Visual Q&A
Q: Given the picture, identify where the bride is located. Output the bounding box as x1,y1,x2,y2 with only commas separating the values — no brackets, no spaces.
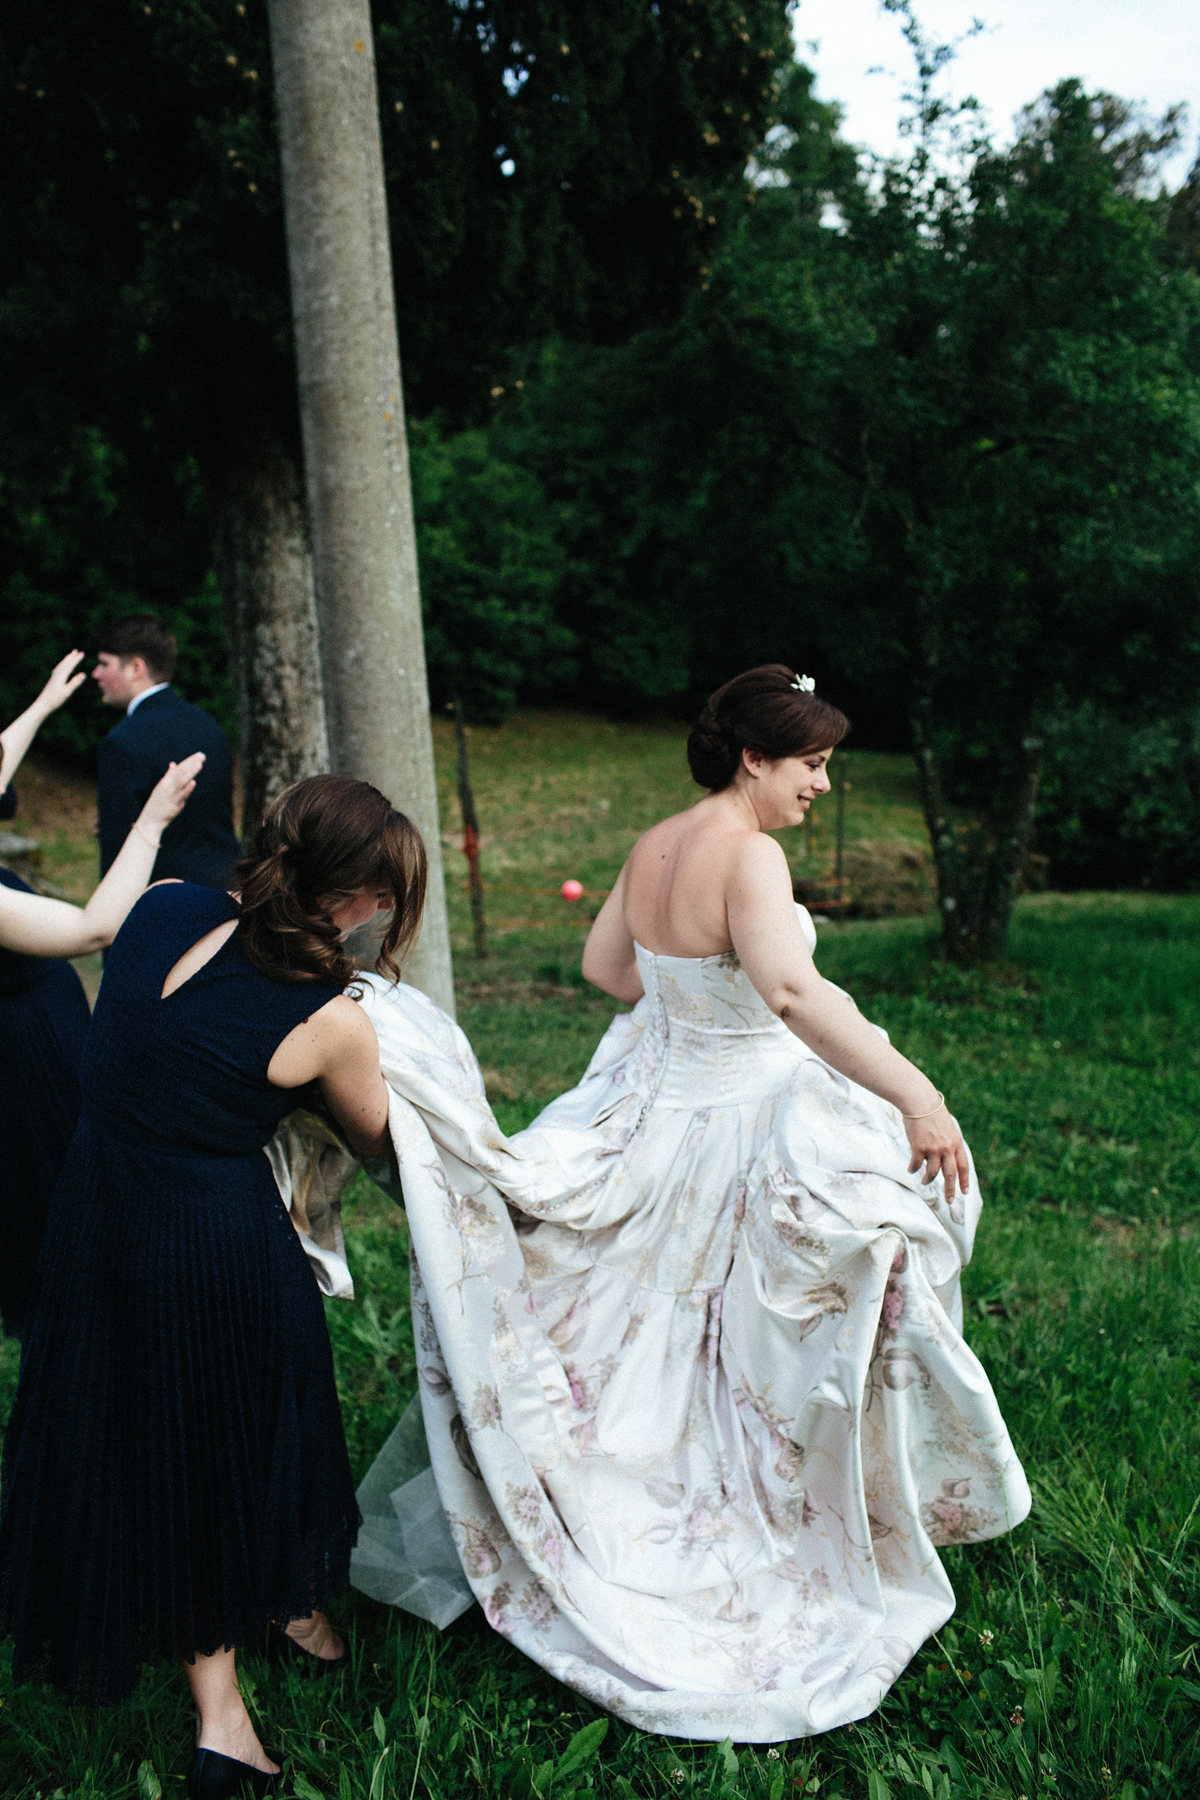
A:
311,664,1029,1741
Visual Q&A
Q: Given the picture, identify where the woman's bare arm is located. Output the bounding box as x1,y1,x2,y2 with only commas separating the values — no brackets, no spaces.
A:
0,754,205,958
581,864,644,1002
0,651,88,799
267,996,391,1159
728,835,969,1197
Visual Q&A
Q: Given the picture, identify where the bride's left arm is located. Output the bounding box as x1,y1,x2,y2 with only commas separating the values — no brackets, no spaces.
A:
582,864,645,1002
730,836,969,1197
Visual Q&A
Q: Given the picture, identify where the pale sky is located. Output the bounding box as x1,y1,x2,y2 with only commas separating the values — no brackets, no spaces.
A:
793,0,1200,189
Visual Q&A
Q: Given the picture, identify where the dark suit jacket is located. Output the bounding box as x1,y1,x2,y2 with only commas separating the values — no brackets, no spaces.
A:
97,688,241,888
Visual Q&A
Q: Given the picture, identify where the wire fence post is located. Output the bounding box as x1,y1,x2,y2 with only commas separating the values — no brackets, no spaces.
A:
453,699,487,960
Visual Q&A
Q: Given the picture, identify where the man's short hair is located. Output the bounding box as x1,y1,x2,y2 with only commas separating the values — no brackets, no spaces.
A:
97,614,177,683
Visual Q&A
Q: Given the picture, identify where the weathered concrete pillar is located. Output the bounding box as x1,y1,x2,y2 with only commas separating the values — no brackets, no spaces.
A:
266,0,454,1013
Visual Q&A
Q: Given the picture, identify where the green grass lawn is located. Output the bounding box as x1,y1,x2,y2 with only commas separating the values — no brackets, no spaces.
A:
1,721,1198,1799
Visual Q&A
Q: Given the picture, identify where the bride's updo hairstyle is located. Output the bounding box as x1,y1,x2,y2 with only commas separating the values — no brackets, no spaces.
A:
235,774,427,988
687,664,850,791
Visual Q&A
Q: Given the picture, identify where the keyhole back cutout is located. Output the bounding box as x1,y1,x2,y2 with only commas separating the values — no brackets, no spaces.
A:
160,919,239,1000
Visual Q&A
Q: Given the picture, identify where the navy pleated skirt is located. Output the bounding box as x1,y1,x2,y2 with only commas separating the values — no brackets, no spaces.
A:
0,960,91,1338
0,1116,359,1704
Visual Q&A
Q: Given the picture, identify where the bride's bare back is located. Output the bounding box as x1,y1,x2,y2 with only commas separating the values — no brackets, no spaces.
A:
582,725,969,1197
585,745,831,993
621,801,762,959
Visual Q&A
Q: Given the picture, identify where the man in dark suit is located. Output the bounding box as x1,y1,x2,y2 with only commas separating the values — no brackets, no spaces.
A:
93,615,241,888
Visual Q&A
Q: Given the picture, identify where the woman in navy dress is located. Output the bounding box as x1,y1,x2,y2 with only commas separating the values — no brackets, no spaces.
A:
0,774,427,1800
0,650,206,1336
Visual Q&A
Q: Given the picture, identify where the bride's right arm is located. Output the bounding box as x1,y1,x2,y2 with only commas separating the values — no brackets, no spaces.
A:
729,835,969,1197
581,864,645,1002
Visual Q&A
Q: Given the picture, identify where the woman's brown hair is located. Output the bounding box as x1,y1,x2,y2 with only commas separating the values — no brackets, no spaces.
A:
235,775,427,988
686,664,850,791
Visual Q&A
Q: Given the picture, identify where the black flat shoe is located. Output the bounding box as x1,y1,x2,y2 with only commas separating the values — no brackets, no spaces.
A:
186,1747,281,1799
269,1621,350,1675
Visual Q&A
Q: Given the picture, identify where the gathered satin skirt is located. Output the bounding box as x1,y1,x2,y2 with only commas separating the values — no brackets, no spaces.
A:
333,960,1030,1742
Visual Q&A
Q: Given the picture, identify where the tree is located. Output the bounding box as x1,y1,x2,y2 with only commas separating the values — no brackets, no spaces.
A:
498,63,1200,956
811,80,1200,958
487,62,862,713
267,0,453,1009
0,0,792,796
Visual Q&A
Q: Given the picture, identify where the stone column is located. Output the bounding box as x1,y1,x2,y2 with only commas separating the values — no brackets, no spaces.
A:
267,0,454,1013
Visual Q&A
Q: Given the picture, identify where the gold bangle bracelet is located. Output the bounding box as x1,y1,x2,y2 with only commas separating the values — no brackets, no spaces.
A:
902,1091,945,1120
133,821,162,851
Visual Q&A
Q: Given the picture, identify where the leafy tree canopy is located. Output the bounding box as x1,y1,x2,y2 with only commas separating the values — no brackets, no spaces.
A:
0,0,791,748
488,64,1200,947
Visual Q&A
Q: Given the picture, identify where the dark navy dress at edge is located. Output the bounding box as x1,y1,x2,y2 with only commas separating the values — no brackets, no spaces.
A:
0,882,360,1704
0,788,92,1339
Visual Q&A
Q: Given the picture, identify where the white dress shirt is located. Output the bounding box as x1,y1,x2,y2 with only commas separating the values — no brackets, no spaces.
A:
126,682,171,716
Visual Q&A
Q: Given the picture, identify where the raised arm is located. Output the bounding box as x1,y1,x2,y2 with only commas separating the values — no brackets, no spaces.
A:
728,835,969,1198
0,754,205,959
0,650,88,800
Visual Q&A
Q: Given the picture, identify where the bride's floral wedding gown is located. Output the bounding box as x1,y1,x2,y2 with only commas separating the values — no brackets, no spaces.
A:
329,907,1029,1740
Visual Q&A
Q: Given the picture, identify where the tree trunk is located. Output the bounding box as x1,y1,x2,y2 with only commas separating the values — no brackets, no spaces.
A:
976,730,1045,960
204,409,330,839
911,691,1045,964
909,690,966,962
266,0,454,1015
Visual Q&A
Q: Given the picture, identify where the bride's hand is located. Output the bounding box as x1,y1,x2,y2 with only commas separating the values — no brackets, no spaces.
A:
139,753,206,836
905,1106,969,1200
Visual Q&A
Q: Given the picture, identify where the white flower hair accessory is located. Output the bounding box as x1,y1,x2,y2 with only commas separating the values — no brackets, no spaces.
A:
791,673,816,693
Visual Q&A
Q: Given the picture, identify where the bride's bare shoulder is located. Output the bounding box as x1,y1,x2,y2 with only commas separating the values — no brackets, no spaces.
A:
627,803,775,883
631,795,739,851
628,810,694,857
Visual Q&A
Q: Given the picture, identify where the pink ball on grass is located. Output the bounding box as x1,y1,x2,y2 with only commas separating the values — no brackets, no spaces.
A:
561,879,584,901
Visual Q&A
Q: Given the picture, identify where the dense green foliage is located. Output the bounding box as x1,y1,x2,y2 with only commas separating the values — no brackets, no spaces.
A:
410,421,575,720
477,66,1200,939
0,0,789,751
4,3,1199,923
1036,703,1200,891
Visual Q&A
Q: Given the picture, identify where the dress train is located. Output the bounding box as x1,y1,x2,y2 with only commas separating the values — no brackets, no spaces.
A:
298,911,1029,1740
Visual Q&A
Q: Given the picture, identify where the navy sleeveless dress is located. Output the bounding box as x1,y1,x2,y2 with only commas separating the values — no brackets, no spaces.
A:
0,862,92,1338
0,882,361,1704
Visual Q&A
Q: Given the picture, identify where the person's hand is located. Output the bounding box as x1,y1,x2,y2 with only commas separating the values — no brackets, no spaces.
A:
905,1104,969,1201
139,753,206,837
34,649,87,717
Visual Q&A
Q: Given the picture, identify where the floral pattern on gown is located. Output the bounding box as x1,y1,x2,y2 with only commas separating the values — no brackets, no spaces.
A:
345,907,1030,1740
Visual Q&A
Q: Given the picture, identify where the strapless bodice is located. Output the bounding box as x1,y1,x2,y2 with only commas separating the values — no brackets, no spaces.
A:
630,904,820,1108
